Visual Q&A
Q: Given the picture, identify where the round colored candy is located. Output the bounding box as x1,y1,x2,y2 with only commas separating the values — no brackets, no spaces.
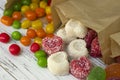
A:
87,66,106,80
105,63,120,80
32,20,43,30
0,33,10,43
3,8,13,17
9,44,21,56
20,36,31,46
30,43,40,53
45,23,54,34
12,20,21,29
34,50,47,59
21,5,30,14
34,37,42,45
11,31,22,40
21,19,31,29
21,0,31,6
26,29,37,39
37,57,47,68
12,11,22,20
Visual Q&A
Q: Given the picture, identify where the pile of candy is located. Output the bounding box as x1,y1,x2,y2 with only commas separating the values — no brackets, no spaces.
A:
0,0,53,64
0,0,120,80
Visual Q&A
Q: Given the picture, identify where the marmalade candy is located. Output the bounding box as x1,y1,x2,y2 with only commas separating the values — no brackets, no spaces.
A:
105,63,120,80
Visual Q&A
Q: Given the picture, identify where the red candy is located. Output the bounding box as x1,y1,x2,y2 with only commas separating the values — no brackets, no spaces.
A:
30,43,40,53
42,36,63,55
0,33,10,43
70,56,91,80
90,37,102,58
9,44,21,56
85,29,97,49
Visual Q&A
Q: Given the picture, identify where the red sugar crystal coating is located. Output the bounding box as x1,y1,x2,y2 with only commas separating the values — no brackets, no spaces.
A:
85,29,97,49
70,56,91,80
42,36,63,55
90,37,102,58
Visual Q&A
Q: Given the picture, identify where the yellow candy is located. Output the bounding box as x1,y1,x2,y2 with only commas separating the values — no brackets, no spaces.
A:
21,5,30,14
34,37,42,45
39,1,47,9
45,6,51,14
21,19,31,29
30,3,39,11
45,23,54,34
32,0,40,3
32,19,43,30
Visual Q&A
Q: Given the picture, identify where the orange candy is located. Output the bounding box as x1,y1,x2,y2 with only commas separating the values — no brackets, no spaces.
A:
105,63,120,79
1,16,13,26
46,33,54,38
25,10,37,21
26,29,37,38
20,36,31,46
35,8,45,17
36,28,46,38
46,13,52,23
12,11,22,20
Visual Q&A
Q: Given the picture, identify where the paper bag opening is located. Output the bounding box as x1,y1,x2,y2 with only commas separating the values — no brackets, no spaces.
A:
51,0,120,64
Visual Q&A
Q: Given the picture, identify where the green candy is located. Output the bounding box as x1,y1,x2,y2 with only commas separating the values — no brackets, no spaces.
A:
13,2,22,11
37,57,47,68
3,8,13,17
11,31,22,40
12,20,21,29
87,66,106,80
21,0,31,6
34,50,47,59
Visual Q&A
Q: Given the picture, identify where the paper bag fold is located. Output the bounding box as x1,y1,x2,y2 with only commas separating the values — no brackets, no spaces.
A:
110,32,120,58
51,0,120,64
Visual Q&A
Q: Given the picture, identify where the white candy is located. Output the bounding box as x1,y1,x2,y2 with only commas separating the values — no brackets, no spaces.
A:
67,39,88,59
47,51,69,76
65,19,87,38
56,28,76,43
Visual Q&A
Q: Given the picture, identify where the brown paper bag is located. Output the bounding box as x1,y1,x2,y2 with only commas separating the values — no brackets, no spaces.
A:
110,32,120,58
51,0,120,64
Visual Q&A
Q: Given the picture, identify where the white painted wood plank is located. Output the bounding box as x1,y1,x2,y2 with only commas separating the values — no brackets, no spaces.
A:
0,0,6,9
0,66,16,80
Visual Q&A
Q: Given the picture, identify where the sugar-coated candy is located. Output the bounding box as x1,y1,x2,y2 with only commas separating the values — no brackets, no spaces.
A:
70,56,91,80
65,19,87,38
42,36,63,55
48,51,69,75
67,39,88,59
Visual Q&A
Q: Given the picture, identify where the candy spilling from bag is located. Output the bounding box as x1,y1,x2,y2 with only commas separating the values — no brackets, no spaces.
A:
1,0,120,80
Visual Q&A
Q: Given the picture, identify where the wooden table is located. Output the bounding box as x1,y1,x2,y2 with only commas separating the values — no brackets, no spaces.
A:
0,0,106,80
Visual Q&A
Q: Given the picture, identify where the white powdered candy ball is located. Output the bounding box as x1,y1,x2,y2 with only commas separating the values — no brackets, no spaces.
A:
47,51,69,76
67,39,88,59
65,19,87,38
65,19,76,37
56,28,76,43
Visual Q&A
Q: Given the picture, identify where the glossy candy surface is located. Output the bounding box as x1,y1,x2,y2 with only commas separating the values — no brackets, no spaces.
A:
30,43,40,52
9,44,21,56
11,31,22,40
0,33,10,43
